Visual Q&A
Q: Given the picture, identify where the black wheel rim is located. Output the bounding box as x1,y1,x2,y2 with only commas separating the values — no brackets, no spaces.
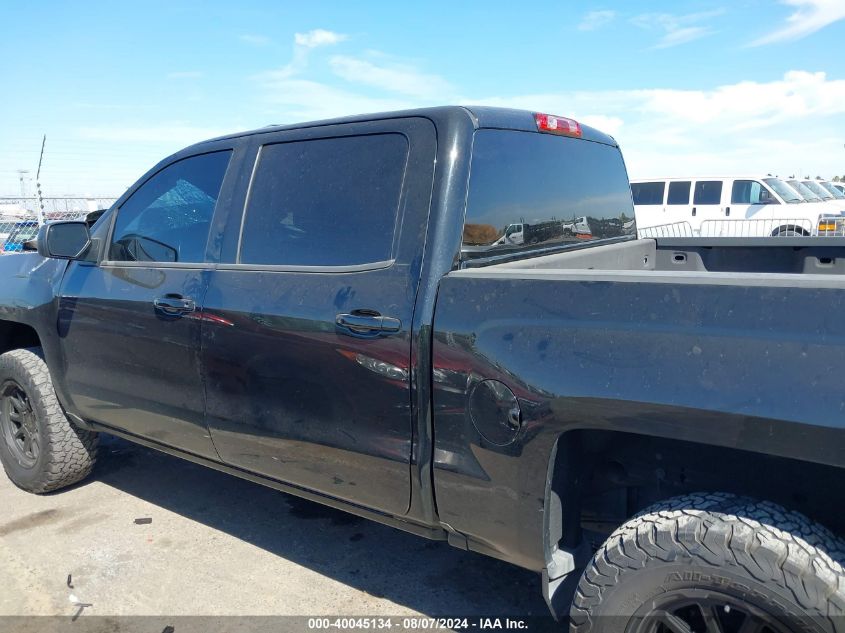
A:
627,588,800,633
0,380,40,468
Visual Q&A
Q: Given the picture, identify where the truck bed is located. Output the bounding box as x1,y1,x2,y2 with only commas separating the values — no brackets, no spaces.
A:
431,236,845,570
488,236,845,276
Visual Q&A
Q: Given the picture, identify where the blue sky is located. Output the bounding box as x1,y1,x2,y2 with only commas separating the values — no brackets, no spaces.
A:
1,0,844,196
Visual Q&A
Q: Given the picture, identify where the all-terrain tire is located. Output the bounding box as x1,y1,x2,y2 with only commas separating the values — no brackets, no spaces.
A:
0,347,98,493
570,492,845,633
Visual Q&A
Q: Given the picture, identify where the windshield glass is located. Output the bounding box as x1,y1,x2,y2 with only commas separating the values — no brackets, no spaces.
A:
462,129,634,260
763,178,802,204
819,182,845,200
787,180,822,202
803,180,834,200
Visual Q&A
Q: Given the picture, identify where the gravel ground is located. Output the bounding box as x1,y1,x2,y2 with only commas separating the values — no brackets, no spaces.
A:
0,434,554,629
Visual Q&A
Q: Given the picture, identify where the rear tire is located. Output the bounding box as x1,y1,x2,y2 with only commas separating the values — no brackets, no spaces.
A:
0,348,98,493
570,492,845,633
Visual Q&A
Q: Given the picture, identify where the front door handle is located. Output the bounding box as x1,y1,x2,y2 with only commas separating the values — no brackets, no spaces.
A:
154,295,196,315
336,312,401,335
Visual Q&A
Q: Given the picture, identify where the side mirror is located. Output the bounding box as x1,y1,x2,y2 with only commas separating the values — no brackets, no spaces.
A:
36,221,91,260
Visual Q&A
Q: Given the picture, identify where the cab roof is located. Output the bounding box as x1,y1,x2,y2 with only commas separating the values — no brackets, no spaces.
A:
187,105,618,150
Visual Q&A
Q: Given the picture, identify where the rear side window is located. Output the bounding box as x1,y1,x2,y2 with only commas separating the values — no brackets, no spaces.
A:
693,181,722,205
240,134,408,266
631,182,665,205
463,130,634,257
109,151,231,263
667,181,691,205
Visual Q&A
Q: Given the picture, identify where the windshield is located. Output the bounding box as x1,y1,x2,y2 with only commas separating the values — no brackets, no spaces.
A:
763,178,802,204
787,180,822,202
803,180,834,200
819,182,845,200
462,129,634,260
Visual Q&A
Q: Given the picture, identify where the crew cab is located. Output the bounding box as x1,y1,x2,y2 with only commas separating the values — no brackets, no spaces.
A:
1,107,844,629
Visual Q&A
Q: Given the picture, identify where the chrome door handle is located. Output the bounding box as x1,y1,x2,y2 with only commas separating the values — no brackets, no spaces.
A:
336,313,401,335
154,296,196,315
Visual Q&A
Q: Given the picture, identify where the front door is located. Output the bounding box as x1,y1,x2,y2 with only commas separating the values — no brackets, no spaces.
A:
201,119,436,515
728,179,783,236
57,150,233,458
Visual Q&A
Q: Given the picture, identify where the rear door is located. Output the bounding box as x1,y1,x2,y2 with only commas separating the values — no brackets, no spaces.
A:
692,179,725,236
200,118,436,514
57,147,237,457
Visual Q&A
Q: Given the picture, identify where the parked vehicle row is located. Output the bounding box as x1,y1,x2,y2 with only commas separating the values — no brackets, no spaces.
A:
632,175,845,237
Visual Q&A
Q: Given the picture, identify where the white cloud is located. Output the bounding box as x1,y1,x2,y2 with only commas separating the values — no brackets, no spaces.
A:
631,10,724,48
473,71,845,179
751,0,845,45
253,77,414,122
240,34,272,47
294,29,347,48
578,10,616,31
329,55,454,99
255,36,451,118
262,29,349,82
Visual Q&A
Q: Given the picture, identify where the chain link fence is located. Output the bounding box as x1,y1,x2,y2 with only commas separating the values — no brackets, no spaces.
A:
0,197,116,254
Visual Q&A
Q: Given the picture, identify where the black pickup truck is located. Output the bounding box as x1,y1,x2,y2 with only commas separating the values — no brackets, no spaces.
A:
1,106,844,630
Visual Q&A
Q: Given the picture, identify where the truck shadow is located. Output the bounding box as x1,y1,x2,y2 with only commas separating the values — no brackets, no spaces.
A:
91,435,555,623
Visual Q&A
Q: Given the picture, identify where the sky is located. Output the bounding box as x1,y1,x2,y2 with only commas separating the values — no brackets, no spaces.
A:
1,0,844,197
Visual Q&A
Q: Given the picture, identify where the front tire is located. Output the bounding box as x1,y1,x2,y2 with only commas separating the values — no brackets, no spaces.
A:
0,348,98,493
570,492,845,633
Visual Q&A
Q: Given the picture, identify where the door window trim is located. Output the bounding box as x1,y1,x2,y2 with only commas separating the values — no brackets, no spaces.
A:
232,130,411,273
100,148,235,269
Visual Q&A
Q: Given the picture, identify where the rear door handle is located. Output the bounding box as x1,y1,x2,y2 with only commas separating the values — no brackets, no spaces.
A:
154,295,196,315
336,313,401,335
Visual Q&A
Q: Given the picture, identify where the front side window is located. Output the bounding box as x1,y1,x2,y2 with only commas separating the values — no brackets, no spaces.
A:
240,134,408,267
631,182,665,205
731,180,776,205
693,181,722,205
667,181,691,205
109,151,231,263
462,130,634,258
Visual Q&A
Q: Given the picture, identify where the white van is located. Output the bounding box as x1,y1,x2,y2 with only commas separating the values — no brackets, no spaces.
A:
631,176,843,237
